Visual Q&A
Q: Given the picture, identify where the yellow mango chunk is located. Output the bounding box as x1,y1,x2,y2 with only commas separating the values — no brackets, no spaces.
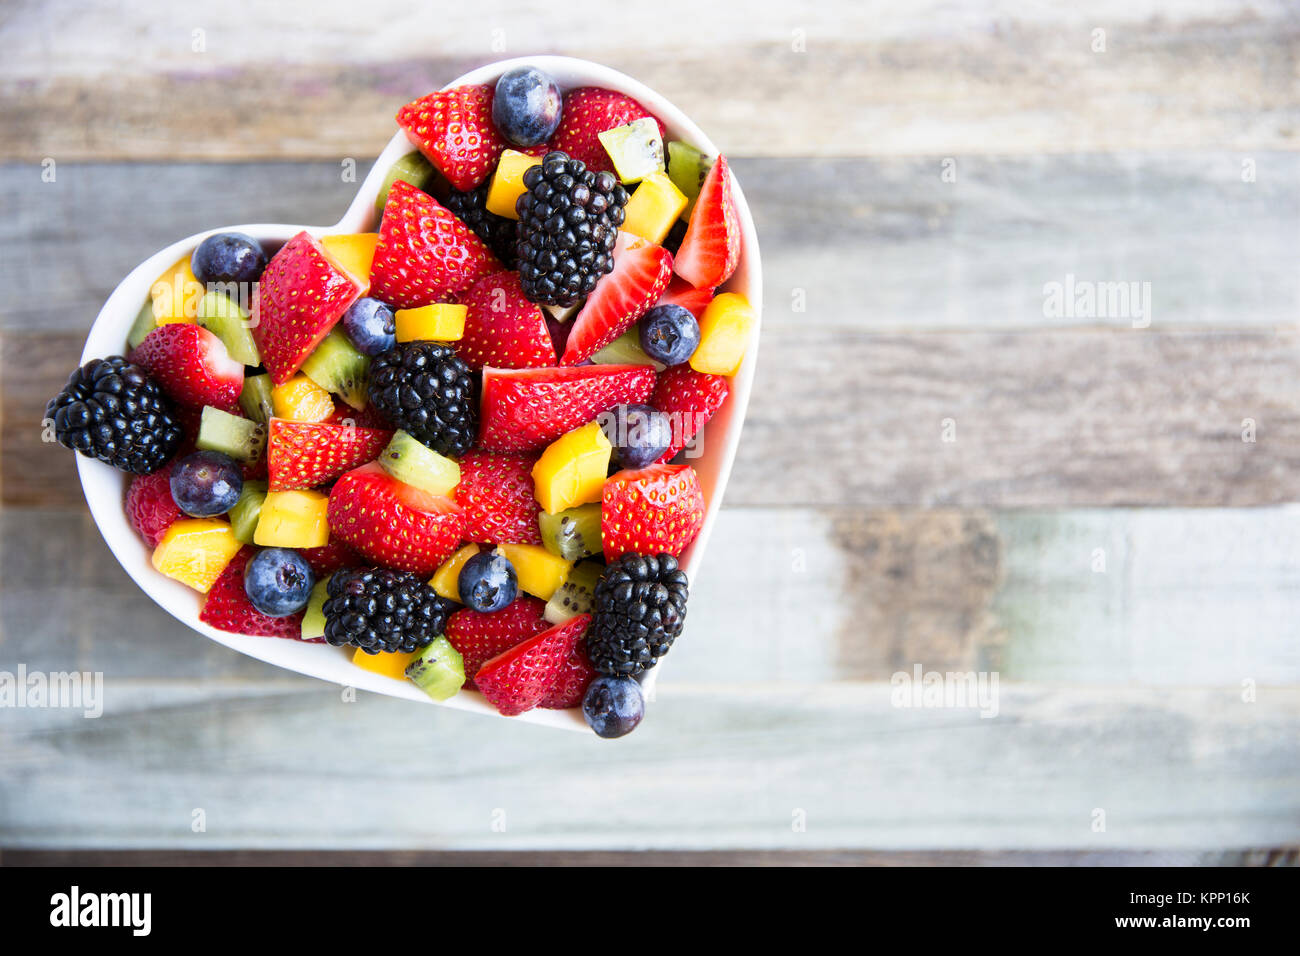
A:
429,543,481,603
351,646,422,681
271,374,335,423
151,519,242,594
497,543,572,600
150,254,202,325
486,149,542,219
690,292,754,376
395,304,467,343
622,172,688,245
320,233,378,293
531,421,612,515
253,490,330,548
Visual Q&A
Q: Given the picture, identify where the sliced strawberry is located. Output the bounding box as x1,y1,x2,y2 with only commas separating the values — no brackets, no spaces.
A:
327,462,466,574
479,364,656,453
673,156,741,290
475,614,591,716
266,418,392,491
125,462,181,548
562,242,673,365
455,450,542,546
550,88,665,174
445,596,550,691
650,364,730,461
200,547,314,641
602,463,705,560
655,275,714,319
298,538,361,579
538,629,597,709
397,84,507,191
369,181,499,310
129,324,243,412
457,270,555,370
252,231,364,384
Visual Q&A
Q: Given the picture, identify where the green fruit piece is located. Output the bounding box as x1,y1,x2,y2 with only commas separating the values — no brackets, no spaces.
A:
239,373,275,424
300,329,370,410
196,406,267,464
539,502,603,561
543,560,604,625
598,117,664,185
378,429,461,496
667,141,710,220
301,575,331,641
196,290,260,366
590,328,665,371
127,299,157,350
375,152,435,219
228,480,268,544
405,636,465,701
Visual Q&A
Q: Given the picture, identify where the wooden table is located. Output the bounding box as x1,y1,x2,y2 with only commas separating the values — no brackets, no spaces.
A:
1,1,1297,862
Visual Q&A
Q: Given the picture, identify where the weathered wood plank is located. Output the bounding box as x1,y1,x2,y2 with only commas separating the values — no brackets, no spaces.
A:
3,1,1297,159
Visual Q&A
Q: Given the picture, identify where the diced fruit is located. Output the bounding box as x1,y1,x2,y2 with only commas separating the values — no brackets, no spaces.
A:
200,546,306,639
475,614,590,716
239,373,275,424
543,559,603,625
170,450,243,517
352,646,423,681
243,547,315,617
378,429,461,496
267,417,392,491
253,489,331,548
690,291,753,376
455,451,543,546
639,303,700,366
374,151,435,219
600,402,673,469
271,374,334,423
129,324,243,411
539,503,603,562
397,84,507,191
406,636,466,701
485,149,542,219
599,117,665,185
655,275,714,319
366,341,477,456
673,155,741,289
531,421,611,514
323,567,456,654
341,298,397,356
550,87,665,175
228,480,267,544
650,364,730,461
666,142,710,219
430,544,482,602
327,462,465,574
151,518,242,593
320,233,378,291
298,538,360,578
196,406,266,464
602,463,706,559
191,232,268,286
496,543,572,601
562,241,673,365
369,181,500,309
125,463,181,548
395,304,467,343
445,596,550,690
539,627,598,709
590,328,665,370
583,674,645,737
127,299,158,350
621,172,688,245
458,548,519,613
300,329,370,410
492,67,562,148
196,290,260,366
150,254,202,325
300,576,331,640
458,270,555,370
479,364,657,453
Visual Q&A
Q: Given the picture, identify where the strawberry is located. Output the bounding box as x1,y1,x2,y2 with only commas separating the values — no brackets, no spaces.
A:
327,462,466,574
602,463,705,560
125,463,181,548
298,538,361,579
266,418,392,491
252,231,364,384
445,596,550,691
129,324,243,412
539,629,597,709
562,239,672,365
650,364,730,461
326,400,392,430
369,182,499,310
550,88,665,174
673,156,741,289
656,275,714,319
475,614,591,716
457,270,555,370
456,450,543,545
200,547,314,641
397,84,507,192
479,364,656,453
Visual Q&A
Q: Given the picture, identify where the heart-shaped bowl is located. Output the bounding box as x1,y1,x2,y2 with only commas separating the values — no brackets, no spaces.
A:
76,56,761,731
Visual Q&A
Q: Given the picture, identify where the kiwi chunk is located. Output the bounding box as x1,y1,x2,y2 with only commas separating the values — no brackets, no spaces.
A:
375,152,435,218
228,480,268,544
239,373,275,424
196,406,267,464
544,561,604,625
378,429,461,496
406,636,466,701
300,575,331,640
667,142,710,220
598,117,664,185
196,290,260,366
300,329,370,410
127,299,157,349
590,328,665,371
539,502,603,561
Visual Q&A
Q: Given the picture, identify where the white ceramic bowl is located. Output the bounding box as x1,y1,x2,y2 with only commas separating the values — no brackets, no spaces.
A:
77,56,762,731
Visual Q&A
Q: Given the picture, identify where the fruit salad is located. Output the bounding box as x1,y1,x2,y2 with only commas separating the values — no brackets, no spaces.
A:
46,64,753,738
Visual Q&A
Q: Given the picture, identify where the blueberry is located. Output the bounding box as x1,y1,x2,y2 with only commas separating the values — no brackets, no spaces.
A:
170,450,242,517
191,232,268,287
243,548,315,617
599,403,672,469
582,675,645,738
341,297,397,356
492,67,562,148
457,550,518,613
639,304,700,366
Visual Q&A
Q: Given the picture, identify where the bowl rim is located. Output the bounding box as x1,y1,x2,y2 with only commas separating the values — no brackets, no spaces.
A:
75,55,762,731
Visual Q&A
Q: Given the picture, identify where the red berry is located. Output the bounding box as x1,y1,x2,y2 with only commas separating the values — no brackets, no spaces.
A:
561,240,673,365
550,88,664,175
456,451,543,546
444,596,550,690
475,614,591,716
125,462,182,548
538,633,597,710
397,84,508,192
457,270,555,370
650,364,730,461
266,418,392,491
602,463,705,560
128,324,243,412
673,156,741,290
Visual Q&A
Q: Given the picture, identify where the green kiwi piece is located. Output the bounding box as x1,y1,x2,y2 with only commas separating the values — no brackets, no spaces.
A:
196,290,260,366
539,502,603,561
378,429,461,495
239,373,275,424
667,141,710,219
300,329,370,410
196,406,267,464
598,117,664,185
228,480,268,544
374,152,435,218
300,575,331,641
590,328,665,371
543,560,604,625
405,636,466,701
127,299,157,349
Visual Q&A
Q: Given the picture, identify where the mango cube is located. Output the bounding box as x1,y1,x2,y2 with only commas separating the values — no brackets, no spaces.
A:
621,172,689,245
320,233,378,292
691,292,754,377
486,149,542,219
150,254,202,325
271,374,335,423
532,421,612,515
429,543,481,602
395,304,467,343
151,518,242,593
351,646,422,681
497,543,573,601
253,490,330,548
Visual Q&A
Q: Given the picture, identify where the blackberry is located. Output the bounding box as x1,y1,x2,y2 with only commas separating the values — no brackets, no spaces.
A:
586,553,689,676
444,185,519,268
45,356,183,475
367,342,477,456
516,151,629,307
322,567,456,655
